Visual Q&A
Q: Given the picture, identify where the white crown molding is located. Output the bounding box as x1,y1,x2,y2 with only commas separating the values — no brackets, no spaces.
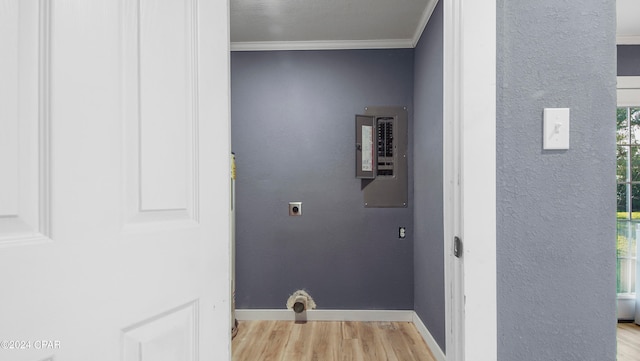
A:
230,39,414,52
231,1,440,51
411,0,438,47
617,35,640,45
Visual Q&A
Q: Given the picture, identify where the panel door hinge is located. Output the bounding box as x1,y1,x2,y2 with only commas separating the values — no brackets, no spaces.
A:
454,236,463,258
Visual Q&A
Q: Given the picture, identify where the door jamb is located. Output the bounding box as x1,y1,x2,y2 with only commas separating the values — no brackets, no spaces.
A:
443,0,497,359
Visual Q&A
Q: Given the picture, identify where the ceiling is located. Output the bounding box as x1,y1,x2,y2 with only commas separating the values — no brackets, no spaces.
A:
230,0,640,51
230,0,436,51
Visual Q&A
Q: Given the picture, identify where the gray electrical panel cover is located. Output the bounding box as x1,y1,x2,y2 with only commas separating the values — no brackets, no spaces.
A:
356,106,408,208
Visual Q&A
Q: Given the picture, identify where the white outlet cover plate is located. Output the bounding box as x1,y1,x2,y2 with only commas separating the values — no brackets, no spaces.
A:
543,108,570,150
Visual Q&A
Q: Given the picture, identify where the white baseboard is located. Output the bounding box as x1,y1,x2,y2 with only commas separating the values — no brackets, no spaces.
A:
412,312,446,361
235,309,446,361
235,309,414,322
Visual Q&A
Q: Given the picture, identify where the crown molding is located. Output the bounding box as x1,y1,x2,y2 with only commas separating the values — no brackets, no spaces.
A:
231,0,440,52
231,39,415,51
412,0,439,47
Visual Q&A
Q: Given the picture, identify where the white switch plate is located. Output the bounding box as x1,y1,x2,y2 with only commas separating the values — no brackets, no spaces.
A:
543,108,570,150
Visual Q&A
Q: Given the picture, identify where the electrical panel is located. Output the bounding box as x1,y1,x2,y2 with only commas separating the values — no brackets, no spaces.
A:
355,106,408,208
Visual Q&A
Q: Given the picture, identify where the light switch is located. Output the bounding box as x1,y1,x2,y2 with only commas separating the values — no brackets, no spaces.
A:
543,108,570,150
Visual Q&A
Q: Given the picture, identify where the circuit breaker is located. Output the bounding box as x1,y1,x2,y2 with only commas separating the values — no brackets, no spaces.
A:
355,106,408,208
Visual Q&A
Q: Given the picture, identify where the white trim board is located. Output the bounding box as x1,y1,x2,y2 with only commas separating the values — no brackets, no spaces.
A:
411,0,439,47
617,76,640,89
617,35,640,45
230,39,414,52
617,76,640,107
235,309,446,361
460,0,497,359
617,297,636,320
412,312,447,361
442,0,463,358
443,0,497,359
231,0,440,52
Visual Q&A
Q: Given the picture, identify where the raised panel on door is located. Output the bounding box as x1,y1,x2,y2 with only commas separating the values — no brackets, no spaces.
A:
0,0,51,247
122,0,199,231
123,301,198,361
0,0,19,216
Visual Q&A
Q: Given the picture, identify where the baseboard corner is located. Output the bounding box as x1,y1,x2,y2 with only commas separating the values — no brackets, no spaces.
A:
412,311,446,361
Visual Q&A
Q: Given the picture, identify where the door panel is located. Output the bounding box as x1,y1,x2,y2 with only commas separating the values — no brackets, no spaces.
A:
122,0,199,229
122,301,198,361
136,0,194,212
0,0,51,246
0,0,19,217
0,1,230,360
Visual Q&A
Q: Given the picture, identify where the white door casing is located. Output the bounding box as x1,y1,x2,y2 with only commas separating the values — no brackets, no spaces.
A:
0,1,231,360
443,0,463,358
444,0,497,360
458,0,497,357
616,76,640,324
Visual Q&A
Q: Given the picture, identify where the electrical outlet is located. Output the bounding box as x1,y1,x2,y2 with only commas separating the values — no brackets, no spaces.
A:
399,227,406,239
289,202,302,216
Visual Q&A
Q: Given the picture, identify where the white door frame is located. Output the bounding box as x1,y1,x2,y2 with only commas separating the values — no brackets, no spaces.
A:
221,0,498,358
616,76,640,323
443,0,497,360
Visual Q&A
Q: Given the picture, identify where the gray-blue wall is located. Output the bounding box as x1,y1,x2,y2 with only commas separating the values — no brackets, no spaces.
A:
618,45,640,76
231,49,415,309
413,1,445,352
496,1,617,360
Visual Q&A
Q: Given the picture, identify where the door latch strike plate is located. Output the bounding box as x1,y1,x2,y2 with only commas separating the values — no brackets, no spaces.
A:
454,236,462,258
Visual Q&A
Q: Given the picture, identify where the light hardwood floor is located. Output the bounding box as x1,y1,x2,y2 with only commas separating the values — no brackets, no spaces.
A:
618,322,640,361
232,320,438,361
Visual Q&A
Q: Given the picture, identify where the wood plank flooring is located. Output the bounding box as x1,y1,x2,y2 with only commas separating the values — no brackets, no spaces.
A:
618,322,640,361
232,320,437,361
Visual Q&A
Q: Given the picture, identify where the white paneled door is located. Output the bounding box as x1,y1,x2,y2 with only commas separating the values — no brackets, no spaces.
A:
0,1,231,360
